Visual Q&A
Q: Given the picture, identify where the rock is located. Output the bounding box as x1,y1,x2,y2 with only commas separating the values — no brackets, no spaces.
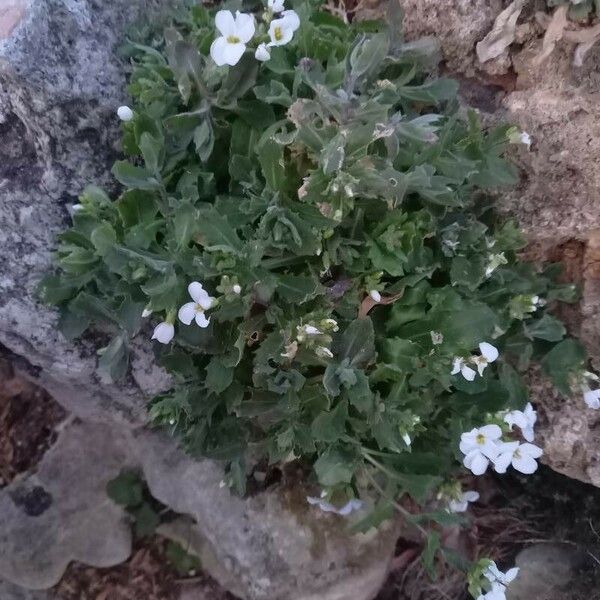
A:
137,432,399,600
0,420,398,599
0,580,48,600
0,0,175,426
355,0,503,75
0,420,132,590
506,543,591,600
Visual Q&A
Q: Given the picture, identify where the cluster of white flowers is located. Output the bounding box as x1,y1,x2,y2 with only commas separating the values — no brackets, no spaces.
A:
460,403,542,476
477,562,519,600
147,281,217,345
451,342,499,382
209,1,300,67
306,491,363,516
281,319,338,360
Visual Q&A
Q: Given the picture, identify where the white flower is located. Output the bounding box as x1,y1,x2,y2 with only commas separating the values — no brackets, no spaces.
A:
210,10,255,67
504,402,536,442
485,562,519,587
472,342,499,376
70,203,84,214
178,281,215,328
307,492,363,516
142,308,152,318
369,290,381,303
299,324,321,336
151,322,174,344
323,318,339,332
448,490,479,513
402,432,411,446
315,346,334,359
169,418,176,425
493,441,543,475
267,10,300,47
451,357,477,381
117,105,134,121
583,387,600,409
232,284,242,294
459,425,502,475
477,582,508,600
255,43,271,61
268,0,285,12
430,331,444,345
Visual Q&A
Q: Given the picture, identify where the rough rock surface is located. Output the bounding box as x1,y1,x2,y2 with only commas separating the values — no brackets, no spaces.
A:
506,543,591,600
0,0,174,426
0,421,398,600
0,420,132,590
356,0,503,75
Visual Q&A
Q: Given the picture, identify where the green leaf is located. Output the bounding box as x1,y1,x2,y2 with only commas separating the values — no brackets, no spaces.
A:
106,470,143,507
195,207,243,253
525,314,566,342
112,161,161,190
173,201,198,249
541,339,586,395
314,446,357,486
193,118,214,162
205,357,234,394
276,274,323,304
311,400,348,442
139,132,163,173
132,502,160,538
333,318,376,369
257,137,285,191
98,334,129,381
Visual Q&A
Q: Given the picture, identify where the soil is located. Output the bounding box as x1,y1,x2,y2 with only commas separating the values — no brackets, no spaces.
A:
0,358,66,487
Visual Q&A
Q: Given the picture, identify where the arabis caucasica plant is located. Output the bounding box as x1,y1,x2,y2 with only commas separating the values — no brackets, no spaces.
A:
41,0,594,591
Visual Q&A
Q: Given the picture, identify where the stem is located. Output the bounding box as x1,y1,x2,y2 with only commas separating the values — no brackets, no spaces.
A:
361,464,428,538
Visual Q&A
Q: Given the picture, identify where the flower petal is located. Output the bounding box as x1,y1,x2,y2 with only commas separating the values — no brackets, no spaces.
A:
463,490,480,502
504,567,519,583
465,451,489,476
520,443,543,458
479,424,502,440
178,302,197,325
188,281,206,303
197,294,214,310
451,357,462,375
222,42,246,66
493,451,513,474
479,341,499,362
522,426,535,443
255,43,271,61
210,37,229,66
195,312,211,328
151,322,174,344
512,453,538,474
281,9,300,31
449,499,468,513
215,10,236,36
462,365,477,381
234,11,256,43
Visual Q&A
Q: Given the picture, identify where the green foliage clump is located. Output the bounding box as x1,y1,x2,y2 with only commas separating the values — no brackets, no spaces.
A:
43,0,585,542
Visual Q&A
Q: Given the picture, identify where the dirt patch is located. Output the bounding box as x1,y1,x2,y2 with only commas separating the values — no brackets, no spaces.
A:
0,358,67,486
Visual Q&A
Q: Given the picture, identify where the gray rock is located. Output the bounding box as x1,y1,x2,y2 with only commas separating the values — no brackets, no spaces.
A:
507,543,592,600
137,431,399,600
0,420,132,590
0,420,398,599
0,580,48,600
0,0,175,426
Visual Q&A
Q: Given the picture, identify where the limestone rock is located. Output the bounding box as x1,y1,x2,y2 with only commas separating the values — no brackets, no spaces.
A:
0,0,175,426
507,543,593,600
137,431,399,600
0,420,398,600
0,580,48,600
0,421,132,590
355,0,503,75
